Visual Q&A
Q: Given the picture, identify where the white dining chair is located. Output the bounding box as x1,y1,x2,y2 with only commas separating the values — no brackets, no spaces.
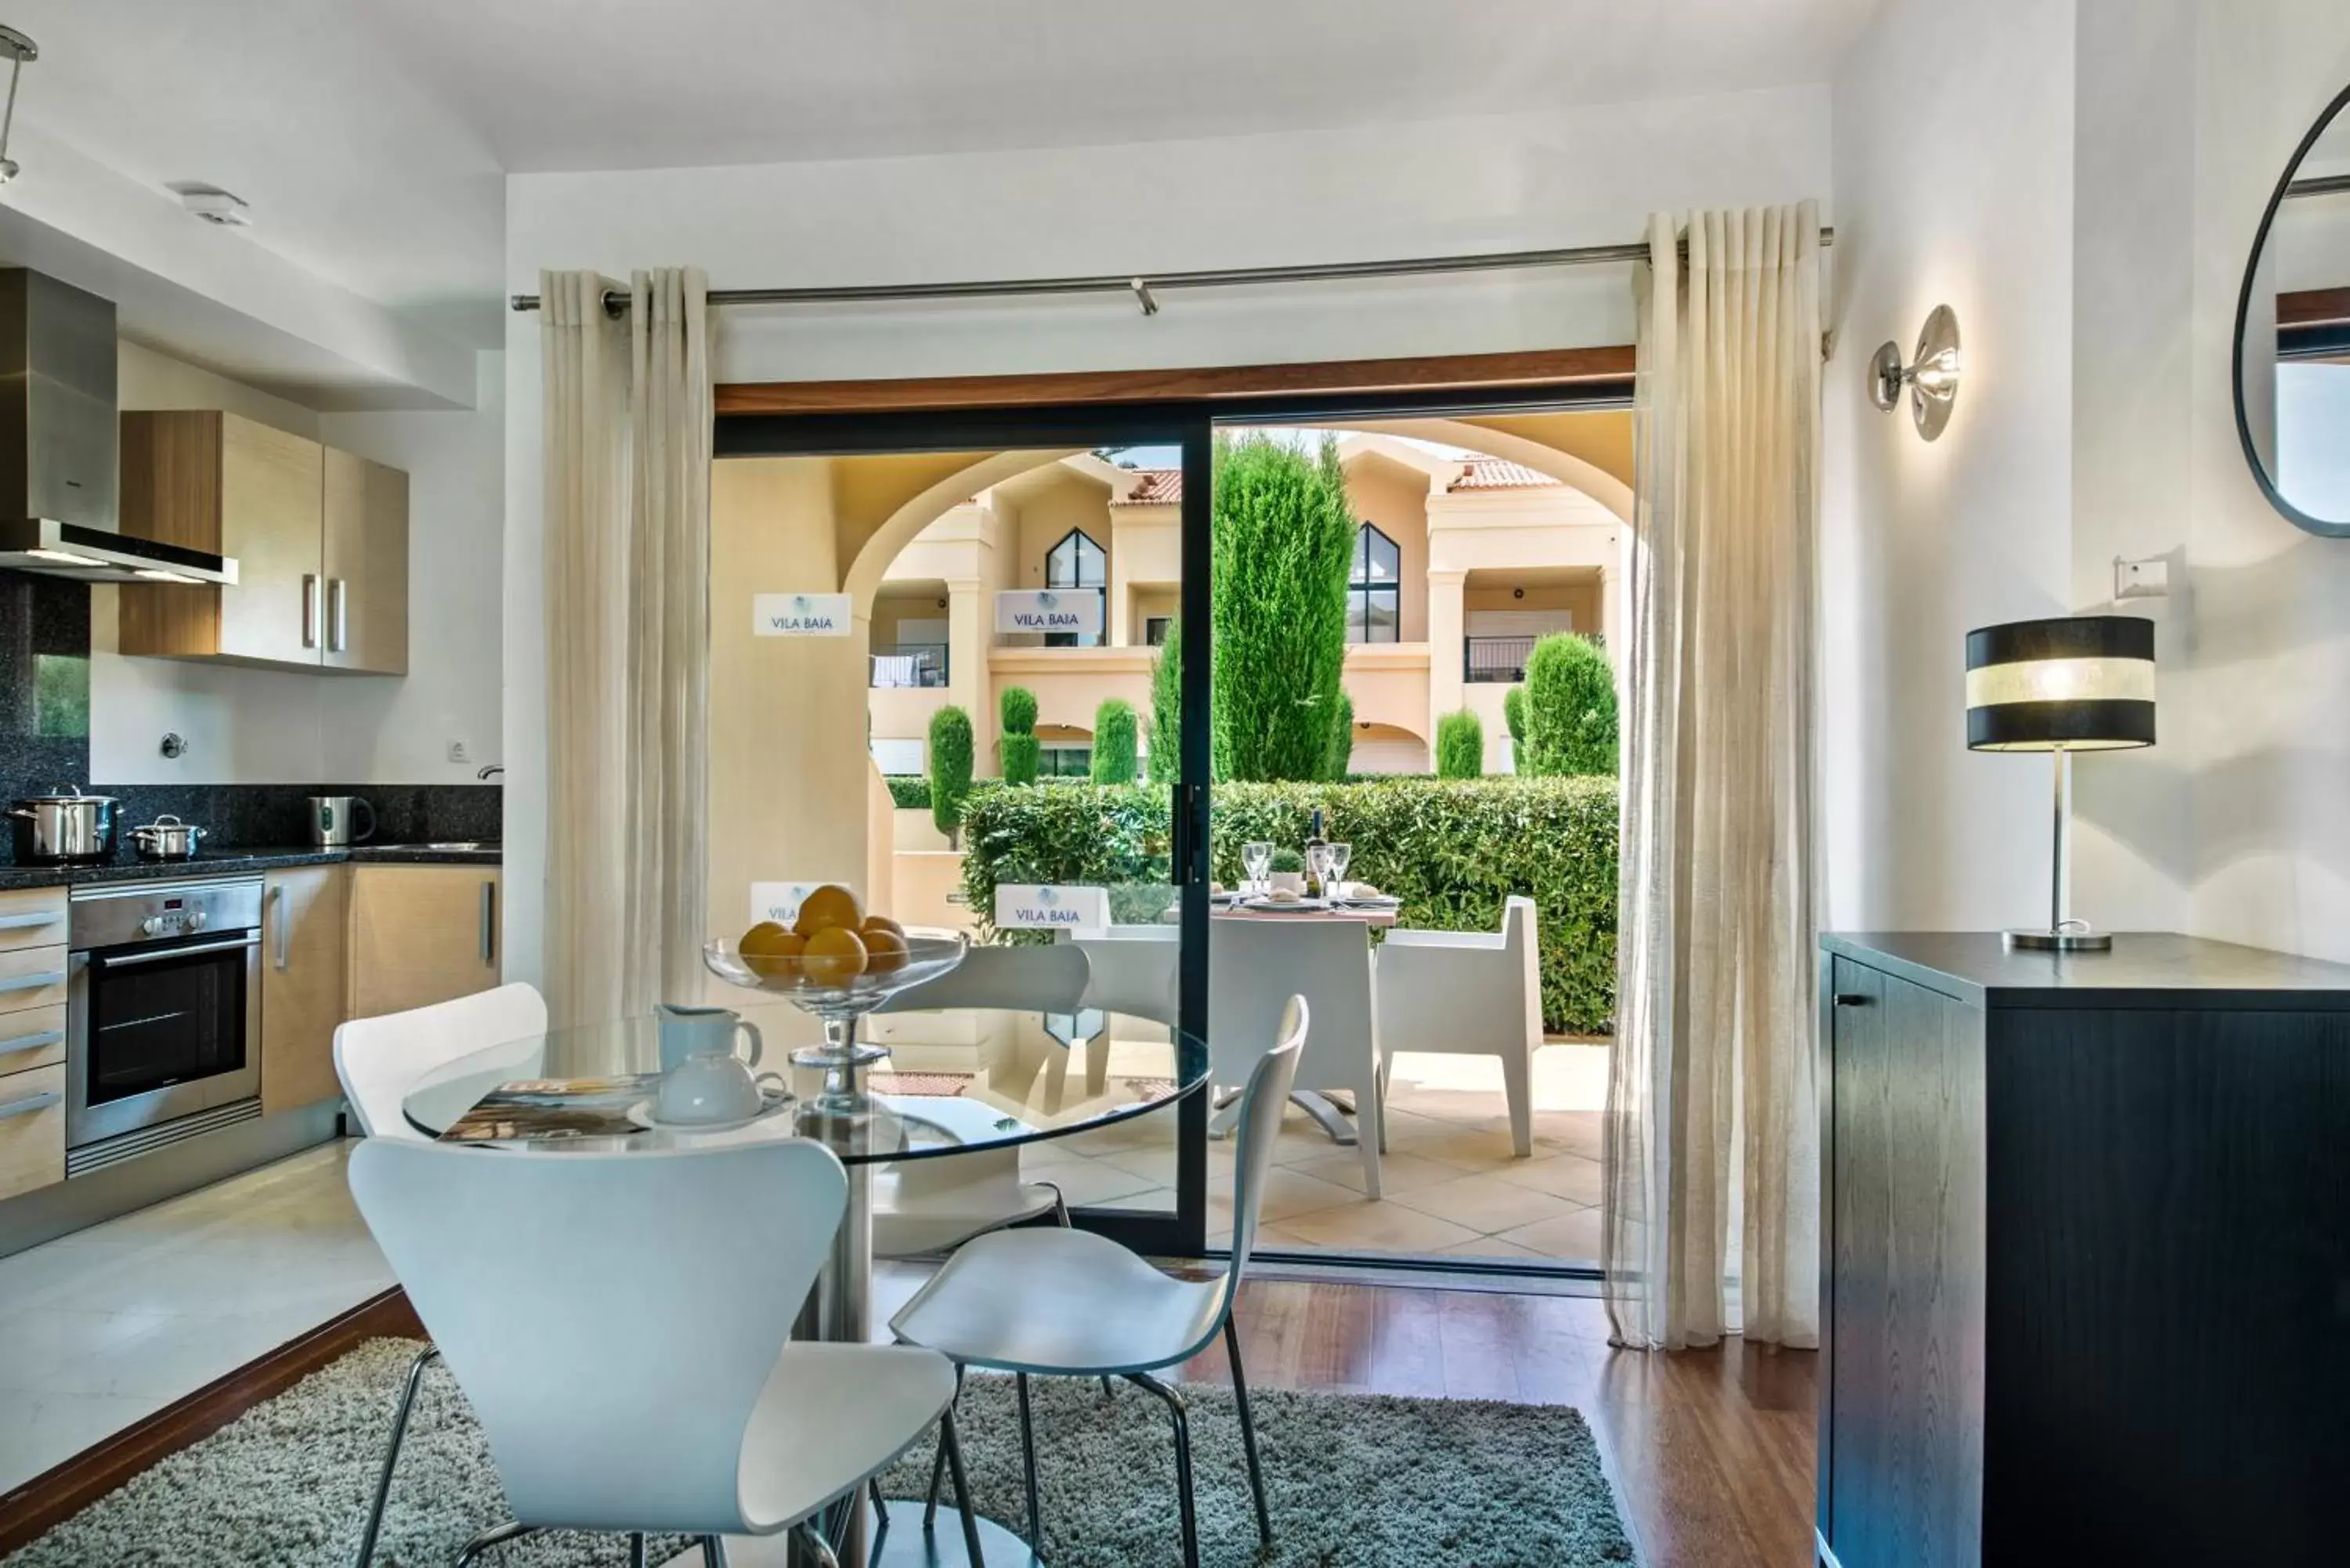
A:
332,981,547,1568
349,1138,985,1568
1209,919,1384,1198
890,999,1307,1568
1068,924,1180,1024
869,943,1093,1259
1374,895,1542,1158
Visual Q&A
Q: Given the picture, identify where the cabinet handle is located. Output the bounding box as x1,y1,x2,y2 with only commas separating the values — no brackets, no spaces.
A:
1834,993,1871,1007
0,1028,64,1057
479,880,497,967
270,883,289,970
330,578,348,653
0,970,63,994
302,574,320,649
0,912,60,931
0,1089,60,1122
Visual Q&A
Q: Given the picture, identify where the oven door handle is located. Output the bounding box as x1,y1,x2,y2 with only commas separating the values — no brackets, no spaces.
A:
92,934,261,969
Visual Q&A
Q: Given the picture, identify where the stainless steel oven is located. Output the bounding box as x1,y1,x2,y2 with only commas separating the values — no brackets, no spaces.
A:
66,877,263,1173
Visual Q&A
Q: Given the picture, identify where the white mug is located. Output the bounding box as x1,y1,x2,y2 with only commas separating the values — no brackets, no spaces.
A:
654,1051,786,1127
654,1003,763,1075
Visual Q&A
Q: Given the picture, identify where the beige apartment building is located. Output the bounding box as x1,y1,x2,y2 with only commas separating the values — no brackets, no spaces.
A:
866,433,1626,779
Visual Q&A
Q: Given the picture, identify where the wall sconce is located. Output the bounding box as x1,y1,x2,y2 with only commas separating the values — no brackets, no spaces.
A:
1870,304,1961,440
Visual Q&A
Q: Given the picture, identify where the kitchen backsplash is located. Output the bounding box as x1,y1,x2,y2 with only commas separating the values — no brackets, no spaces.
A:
3,569,498,854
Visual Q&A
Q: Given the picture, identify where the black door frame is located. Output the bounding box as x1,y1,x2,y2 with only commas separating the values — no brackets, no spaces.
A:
715,377,1629,1263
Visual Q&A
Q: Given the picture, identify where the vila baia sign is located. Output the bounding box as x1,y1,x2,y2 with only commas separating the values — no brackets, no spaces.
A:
996,589,1101,638
993,883,1110,932
754,593,852,637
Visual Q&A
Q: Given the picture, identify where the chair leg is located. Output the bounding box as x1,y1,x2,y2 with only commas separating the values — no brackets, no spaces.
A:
1015,1371,1043,1547
1224,1315,1274,1547
453,1521,532,1566
939,1404,989,1567
924,1363,964,1530
792,1523,841,1568
354,1344,438,1567
700,1537,726,1568
629,1534,648,1568
1124,1373,1199,1568
1500,1045,1532,1158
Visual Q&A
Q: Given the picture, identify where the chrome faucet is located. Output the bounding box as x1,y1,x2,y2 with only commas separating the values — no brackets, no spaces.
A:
476,764,504,781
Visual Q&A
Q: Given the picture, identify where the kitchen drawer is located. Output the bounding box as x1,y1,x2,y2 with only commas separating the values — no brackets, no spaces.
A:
0,945,70,1015
0,1003,65,1076
0,887,67,952
0,1062,66,1202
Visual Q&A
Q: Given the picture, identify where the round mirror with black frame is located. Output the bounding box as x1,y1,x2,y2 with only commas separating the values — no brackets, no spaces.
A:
2235,81,2350,537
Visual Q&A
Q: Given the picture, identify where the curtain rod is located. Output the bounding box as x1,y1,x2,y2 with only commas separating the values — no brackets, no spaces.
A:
508,226,1838,318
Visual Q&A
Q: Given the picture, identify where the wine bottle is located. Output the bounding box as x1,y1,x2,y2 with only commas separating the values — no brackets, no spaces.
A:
1303,807,1329,899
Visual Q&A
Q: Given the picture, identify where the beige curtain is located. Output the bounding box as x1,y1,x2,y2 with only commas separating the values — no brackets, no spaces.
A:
540,267,713,1024
1604,206,1822,1351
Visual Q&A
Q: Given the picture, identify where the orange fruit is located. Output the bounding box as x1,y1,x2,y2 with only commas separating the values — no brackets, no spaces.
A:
799,924,868,987
862,926,909,973
860,913,906,940
739,922,804,977
794,883,863,939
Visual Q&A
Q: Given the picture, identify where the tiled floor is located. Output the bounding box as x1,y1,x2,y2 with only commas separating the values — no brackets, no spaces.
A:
0,1141,394,1494
1031,1042,1610,1264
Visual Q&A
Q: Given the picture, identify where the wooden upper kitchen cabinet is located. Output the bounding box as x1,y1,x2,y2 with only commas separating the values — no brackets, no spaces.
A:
322,446,408,674
117,410,409,674
261,865,349,1115
347,865,502,1021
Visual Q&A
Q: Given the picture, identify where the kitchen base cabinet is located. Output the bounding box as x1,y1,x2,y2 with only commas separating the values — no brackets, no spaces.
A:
261,865,349,1115
348,865,501,1021
0,1062,66,1203
1817,934,2350,1568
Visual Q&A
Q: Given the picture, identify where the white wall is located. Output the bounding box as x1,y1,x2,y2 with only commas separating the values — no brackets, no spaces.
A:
90,342,504,788
1822,0,2081,932
500,86,1835,984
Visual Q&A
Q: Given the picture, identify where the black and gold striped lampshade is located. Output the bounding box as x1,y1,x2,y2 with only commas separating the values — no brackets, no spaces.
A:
1965,616,2156,752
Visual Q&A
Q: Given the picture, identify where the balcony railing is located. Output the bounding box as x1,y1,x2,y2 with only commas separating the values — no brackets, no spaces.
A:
1464,635,1536,683
871,642,949,688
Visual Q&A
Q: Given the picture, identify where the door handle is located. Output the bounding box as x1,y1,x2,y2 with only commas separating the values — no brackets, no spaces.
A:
1834,994,1871,1007
0,1089,60,1122
302,574,320,649
0,970,64,994
270,883,290,970
479,880,497,966
96,936,259,969
330,578,348,653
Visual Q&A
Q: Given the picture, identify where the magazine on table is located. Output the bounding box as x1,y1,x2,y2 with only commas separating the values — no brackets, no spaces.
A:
438,1075,662,1143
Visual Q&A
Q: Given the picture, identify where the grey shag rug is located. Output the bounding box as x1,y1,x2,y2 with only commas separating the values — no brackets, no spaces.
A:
5,1337,1632,1567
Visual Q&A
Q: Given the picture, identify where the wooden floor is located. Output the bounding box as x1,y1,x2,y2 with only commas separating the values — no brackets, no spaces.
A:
1182,1278,1817,1568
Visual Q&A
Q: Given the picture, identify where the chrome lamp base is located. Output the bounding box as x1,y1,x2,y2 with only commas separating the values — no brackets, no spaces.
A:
2004,926,2113,952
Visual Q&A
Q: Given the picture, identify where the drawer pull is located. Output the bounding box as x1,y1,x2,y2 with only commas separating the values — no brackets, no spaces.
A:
479,881,497,966
0,970,64,995
0,1089,60,1122
271,883,289,971
1834,993,1871,1007
0,912,61,931
0,1028,64,1057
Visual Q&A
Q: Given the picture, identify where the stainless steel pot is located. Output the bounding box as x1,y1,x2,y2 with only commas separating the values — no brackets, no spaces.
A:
6,784,121,865
128,814,206,862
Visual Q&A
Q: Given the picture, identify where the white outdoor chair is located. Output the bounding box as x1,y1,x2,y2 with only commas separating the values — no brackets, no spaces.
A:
1375,894,1542,1158
891,999,1307,1568
349,1138,984,1568
870,944,1094,1259
332,981,548,1568
1209,918,1385,1198
1068,924,1180,1024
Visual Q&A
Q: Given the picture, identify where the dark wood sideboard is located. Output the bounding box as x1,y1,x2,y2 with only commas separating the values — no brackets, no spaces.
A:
1817,932,2350,1568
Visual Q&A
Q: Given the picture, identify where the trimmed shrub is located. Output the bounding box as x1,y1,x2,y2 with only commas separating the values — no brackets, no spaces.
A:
1091,698,1140,783
1522,634,1618,777
927,706,974,845
959,776,1618,1035
1503,685,1528,747
1211,435,1354,780
1000,735,1040,786
884,775,931,811
1323,691,1355,781
1000,685,1038,737
1436,710,1484,779
1148,622,1182,784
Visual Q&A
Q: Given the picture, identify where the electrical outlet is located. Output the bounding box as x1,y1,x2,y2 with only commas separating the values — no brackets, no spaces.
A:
446,739,471,764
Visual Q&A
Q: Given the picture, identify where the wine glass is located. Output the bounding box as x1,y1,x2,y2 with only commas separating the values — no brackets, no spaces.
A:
1242,840,1273,897
1325,842,1353,898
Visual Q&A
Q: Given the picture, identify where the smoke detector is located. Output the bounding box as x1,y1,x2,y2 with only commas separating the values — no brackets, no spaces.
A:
179,186,251,227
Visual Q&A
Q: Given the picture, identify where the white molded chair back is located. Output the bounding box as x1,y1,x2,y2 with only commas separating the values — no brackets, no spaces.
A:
878,942,1091,1015
1224,997,1307,1291
334,981,548,1139
1209,918,1381,1194
1070,924,1180,1024
349,1139,846,1534
1375,895,1541,1157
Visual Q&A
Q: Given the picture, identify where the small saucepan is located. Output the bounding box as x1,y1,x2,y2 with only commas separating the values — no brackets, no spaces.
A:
128,814,207,862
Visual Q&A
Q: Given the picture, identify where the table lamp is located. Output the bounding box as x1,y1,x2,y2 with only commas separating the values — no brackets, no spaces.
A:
1964,615,2156,952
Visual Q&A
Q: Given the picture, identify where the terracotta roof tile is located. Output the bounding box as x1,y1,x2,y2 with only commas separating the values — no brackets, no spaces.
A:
1112,468,1182,505
1448,457,1557,492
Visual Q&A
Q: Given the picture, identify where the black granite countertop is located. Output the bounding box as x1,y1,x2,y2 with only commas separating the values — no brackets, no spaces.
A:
0,842,501,891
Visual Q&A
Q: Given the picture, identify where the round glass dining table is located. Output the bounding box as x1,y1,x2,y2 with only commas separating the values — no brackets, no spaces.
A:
401,998,1205,1566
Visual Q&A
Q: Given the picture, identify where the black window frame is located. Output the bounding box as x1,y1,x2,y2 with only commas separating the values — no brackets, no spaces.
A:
1043,526,1108,648
1347,522,1402,645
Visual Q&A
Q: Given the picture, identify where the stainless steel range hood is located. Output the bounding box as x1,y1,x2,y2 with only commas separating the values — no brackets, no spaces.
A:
0,269,237,586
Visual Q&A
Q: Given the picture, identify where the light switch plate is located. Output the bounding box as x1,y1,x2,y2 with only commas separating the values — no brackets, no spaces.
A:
446,739,471,764
2114,558,2170,600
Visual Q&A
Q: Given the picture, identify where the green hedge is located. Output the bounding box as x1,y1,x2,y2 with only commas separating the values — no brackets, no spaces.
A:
958,775,1618,1035
885,775,931,810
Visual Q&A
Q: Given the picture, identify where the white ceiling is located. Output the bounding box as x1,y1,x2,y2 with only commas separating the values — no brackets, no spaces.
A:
0,0,1874,352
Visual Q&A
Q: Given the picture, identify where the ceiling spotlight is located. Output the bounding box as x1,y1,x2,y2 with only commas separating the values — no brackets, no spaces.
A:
179,186,251,227
0,25,35,187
